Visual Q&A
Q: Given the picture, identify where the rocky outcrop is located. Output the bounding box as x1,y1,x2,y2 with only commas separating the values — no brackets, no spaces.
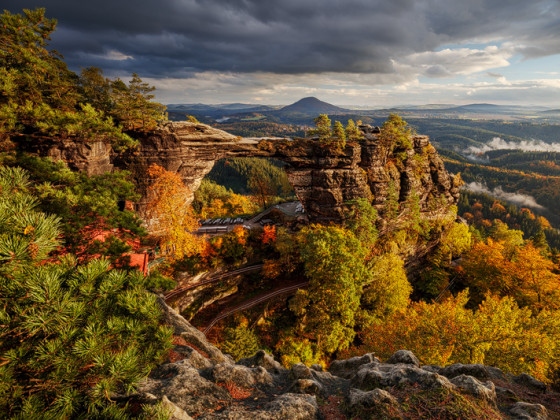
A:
26,121,460,226
129,299,555,419
20,138,113,175
122,122,460,226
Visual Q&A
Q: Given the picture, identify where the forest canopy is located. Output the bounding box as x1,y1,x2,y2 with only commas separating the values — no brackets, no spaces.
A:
0,8,166,152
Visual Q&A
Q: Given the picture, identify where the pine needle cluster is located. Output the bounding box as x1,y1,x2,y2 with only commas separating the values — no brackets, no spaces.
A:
0,167,173,418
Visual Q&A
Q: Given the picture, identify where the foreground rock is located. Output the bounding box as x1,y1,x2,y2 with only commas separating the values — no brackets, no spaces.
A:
128,300,555,419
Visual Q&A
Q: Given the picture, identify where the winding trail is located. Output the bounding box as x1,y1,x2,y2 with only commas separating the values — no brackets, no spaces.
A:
202,281,309,335
164,264,264,301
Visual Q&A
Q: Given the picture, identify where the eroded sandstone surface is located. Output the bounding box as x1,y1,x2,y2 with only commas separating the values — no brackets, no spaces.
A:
24,121,460,226
121,122,460,225
126,299,554,419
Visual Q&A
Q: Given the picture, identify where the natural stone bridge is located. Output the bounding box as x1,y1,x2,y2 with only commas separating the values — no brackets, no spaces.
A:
117,122,459,225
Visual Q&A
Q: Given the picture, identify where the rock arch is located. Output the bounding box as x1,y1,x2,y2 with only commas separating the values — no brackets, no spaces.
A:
120,122,459,225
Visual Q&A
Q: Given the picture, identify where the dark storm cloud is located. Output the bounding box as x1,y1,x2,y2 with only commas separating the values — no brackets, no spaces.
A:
3,0,560,77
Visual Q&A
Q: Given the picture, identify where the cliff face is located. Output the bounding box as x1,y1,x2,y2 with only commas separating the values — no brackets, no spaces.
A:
27,121,460,229
117,121,460,226
19,138,113,175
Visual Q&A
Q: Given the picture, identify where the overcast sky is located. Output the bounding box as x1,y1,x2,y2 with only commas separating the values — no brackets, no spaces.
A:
5,0,560,106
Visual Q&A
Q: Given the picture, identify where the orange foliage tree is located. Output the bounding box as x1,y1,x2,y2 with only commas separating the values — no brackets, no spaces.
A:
347,291,560,382
146,164,204,260
261,225,276,245
460,234,560,311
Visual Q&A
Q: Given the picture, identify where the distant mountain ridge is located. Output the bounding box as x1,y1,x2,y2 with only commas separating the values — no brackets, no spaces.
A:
279,96,348,114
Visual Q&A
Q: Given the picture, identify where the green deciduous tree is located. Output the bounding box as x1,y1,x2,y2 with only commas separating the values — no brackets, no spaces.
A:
419,222,472,299
289,225,371,355
344,198,378,248
219,321,260,360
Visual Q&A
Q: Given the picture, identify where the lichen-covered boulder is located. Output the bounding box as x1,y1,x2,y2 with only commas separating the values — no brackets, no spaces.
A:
449,374,497,405
386,350,420,367
345,388,399,418
291,363,313,380
352,363,455,390
437,363,505,381
329,353,379,378
509,402,548,420
513,373,547,392
237,350,286,374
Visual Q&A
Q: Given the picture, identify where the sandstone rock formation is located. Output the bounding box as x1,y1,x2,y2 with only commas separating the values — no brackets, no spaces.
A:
123,121,460,226
20,138,113,175
24,121,460,227
128,299,554,419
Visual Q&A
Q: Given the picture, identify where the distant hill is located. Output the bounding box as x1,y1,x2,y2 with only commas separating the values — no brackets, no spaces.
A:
166,103,277,119
279,97,348,114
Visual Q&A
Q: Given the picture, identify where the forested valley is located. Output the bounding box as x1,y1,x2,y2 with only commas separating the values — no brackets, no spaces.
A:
2,7,560,419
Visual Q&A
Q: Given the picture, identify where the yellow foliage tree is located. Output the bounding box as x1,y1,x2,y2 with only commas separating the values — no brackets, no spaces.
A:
146,164,204,260
361,252,411,321
461,231,560,311
350,291,560,381
512,243,560,310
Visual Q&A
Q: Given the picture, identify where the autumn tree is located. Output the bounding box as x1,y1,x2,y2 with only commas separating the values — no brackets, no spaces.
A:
261,225,277,245
460,223,560,311
307,114,332,142
288,225,371,356
193,179,258,218
511,243,560,310
361,252,411,322
460,237,514,305
146,164,204,261
275,336,323,368
345,119,364,142
350,291,560,382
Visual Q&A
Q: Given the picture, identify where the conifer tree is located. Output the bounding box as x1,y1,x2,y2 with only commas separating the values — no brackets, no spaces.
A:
332,120,346,150
0,166,173,418
111,73,167,131
379,113,414,165
0,9,136,150
345,119,364,142
307,114,332,142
